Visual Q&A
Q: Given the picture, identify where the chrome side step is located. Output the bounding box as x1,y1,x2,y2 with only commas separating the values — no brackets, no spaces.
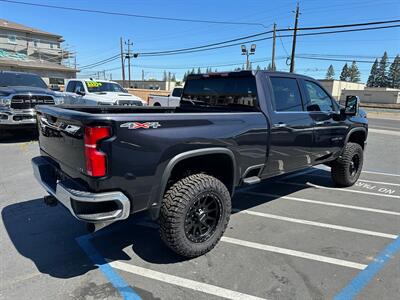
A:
243,176,261,185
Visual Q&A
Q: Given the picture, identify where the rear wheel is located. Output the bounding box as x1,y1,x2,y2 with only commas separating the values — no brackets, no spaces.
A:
159,174,231,258
331,142,363,187
153,102,161,106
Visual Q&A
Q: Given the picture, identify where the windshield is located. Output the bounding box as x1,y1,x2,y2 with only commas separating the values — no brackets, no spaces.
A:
85,81,125,93
0,73,48,88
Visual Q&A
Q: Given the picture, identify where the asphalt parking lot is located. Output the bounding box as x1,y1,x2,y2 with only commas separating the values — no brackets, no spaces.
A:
0,117,399,300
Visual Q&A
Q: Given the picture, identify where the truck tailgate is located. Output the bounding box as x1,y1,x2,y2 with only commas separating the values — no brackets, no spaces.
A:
36,109,88,176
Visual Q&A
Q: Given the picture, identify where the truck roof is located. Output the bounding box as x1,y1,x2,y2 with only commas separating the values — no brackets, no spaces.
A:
0,70,41,77
186,70,316,81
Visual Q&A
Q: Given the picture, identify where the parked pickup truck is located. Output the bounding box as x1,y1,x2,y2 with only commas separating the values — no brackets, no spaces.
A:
64,79,146,106
0,71,63,136
32,71,368,258
148,87,183,106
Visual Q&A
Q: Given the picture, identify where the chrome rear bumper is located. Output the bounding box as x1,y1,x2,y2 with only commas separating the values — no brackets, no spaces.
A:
32,156,131,224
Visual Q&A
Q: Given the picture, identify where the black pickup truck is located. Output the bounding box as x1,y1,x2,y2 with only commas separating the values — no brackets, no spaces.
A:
32,71,368,257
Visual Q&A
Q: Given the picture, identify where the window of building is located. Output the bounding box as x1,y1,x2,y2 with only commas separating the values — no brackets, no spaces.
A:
304,80,334,112
49,78,64,85
269,77,303,112
8,35,17,44
50,43,54,49
33,40,39,48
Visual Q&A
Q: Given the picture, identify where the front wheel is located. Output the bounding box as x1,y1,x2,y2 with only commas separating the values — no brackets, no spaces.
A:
331,142,363,187
159,174,231,258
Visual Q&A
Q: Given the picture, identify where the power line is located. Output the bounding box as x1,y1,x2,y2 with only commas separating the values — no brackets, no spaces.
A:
0,0,271,27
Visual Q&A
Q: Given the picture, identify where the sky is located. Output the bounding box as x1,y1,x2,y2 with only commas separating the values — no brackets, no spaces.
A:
1,0,400,82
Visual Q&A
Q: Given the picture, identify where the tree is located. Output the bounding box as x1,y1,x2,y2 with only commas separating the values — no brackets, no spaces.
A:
367,59,379,87
171,73,176,82
267,63,274,71
388,54,400,88
197,67,201,74
376,51,389,87
256,65,261,71
182,71,188,82
325,65,335,79
340,63,350,81
348,61,361,83
162,70,167,81
190,68,195,74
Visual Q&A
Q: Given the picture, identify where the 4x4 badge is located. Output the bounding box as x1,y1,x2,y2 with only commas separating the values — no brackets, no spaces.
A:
120,122,161,129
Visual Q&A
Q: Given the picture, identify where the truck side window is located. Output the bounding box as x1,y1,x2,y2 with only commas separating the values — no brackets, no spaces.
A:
270,77,303,112
65,81,76,93
304,81,333,112
74,81,84,94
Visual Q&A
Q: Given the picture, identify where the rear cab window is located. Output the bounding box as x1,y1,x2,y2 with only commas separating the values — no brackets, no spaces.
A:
182,73,259,112
269,77,304,112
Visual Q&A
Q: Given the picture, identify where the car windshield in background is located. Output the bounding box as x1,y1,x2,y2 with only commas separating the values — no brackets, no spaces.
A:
181,76,258,111
0,73,48,88
171,87,183,97
85,81,125,93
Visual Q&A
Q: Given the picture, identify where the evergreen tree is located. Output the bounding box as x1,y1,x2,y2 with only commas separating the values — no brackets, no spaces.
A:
267,63,273,71
256,65,261,71
162,70,167,81
388,55,400,88
197,67,201,74
214,69,218,72
348,61,361,83
182,71,187,82
325,65,335,79
190,68,195,74
340,63,350,81
367,59,379,87
171,73,176,82
376,51,389,87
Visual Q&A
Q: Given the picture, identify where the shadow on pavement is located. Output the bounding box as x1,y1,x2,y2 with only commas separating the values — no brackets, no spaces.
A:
3,168,334,278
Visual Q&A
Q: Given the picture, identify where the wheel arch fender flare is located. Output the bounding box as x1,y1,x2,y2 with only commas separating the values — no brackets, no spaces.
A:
342,127,367,153
149,147,237,219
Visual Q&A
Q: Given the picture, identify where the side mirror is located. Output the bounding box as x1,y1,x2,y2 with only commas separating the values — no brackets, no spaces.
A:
344,95,359,116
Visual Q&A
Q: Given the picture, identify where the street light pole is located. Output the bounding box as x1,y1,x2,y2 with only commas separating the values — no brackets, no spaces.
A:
125,39,133,88
241,44,256,70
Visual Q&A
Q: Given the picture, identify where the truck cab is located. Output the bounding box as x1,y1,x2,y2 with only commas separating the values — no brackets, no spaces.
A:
64,79,146,106
148,87,184,107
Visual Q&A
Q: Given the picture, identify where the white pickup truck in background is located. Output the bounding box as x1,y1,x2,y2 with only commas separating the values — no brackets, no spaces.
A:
148,87,183,107
64,79,146,106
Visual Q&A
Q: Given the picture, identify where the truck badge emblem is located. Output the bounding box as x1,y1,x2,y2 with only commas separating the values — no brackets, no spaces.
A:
120,122,161,129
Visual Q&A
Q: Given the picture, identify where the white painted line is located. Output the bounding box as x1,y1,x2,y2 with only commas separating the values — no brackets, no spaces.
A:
298,173,400,187
362,170,400,178
242,191,400,216
109,260,266,300
221,237,367,270
231,209,398,239
134,220,367,270
315,165,400,178
276,180,400,199
369,128,400,136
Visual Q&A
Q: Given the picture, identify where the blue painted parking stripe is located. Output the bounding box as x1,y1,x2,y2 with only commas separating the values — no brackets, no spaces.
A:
76,234,141,300
334,236,400,300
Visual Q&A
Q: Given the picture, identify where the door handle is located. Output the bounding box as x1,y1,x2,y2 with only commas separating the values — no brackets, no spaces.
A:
273,123,287,128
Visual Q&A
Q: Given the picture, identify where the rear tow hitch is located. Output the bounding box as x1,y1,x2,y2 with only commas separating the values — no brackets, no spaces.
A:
43,195,58,207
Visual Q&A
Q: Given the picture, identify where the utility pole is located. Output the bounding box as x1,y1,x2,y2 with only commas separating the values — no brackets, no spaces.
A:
142,69,144,81
125,39,133,88
120,37,125,87
290,2,300,73
271,23,277,71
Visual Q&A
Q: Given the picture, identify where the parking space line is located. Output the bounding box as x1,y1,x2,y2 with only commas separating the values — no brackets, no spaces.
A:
76,234,141,300
231,209,398,239
242,191,400,216
109,261,266,300
334,236,400,300
134,221,367,270
315,165,400,178
293,172,400,187
276,181,400,199
221,237,367,270
368,128,400,136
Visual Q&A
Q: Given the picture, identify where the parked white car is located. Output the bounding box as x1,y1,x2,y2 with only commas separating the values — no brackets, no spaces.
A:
64,79,146,106
148,87,183,107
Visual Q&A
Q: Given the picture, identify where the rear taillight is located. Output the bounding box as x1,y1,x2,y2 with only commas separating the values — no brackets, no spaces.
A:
84,126,111,177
